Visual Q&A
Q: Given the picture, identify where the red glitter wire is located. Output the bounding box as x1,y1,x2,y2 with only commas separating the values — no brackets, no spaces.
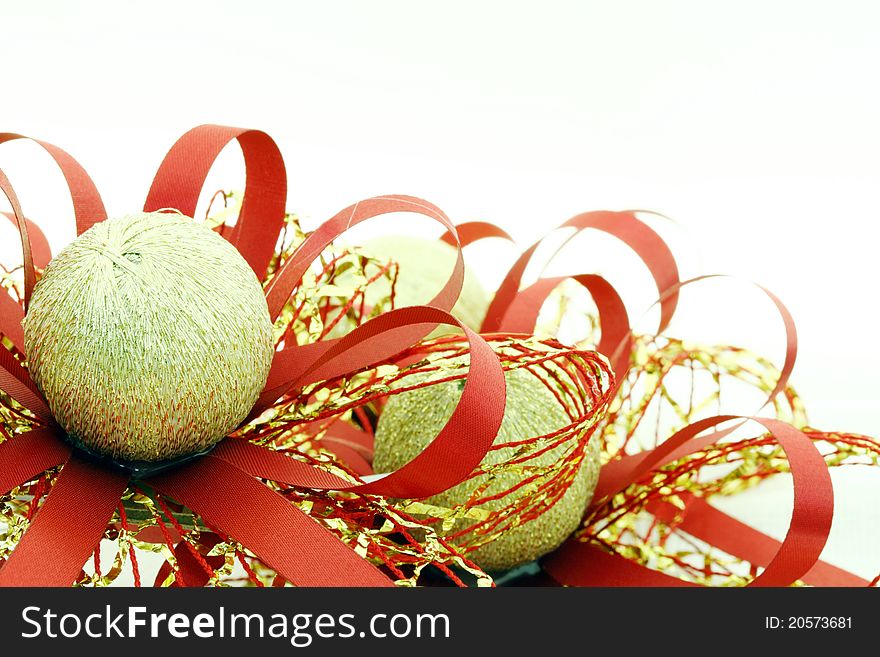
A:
116,501,141,587
153,493,216,583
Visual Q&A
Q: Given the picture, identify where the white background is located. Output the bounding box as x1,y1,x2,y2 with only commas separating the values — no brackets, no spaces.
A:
1,1,878,578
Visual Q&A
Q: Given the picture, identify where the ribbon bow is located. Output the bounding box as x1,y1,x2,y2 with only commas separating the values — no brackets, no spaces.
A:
0,125,869,587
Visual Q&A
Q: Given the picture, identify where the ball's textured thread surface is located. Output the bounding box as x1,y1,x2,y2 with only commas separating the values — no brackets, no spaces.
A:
22,212,274,462
360,235,491,333
373,366,601,571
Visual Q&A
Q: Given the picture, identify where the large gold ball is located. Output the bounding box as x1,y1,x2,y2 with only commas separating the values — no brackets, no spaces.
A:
373,366,600,571
22,212,274,463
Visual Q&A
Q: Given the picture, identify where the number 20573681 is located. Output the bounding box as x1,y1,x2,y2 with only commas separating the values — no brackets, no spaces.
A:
765,617,852,629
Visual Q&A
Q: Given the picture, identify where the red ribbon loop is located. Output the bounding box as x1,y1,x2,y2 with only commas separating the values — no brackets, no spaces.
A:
549,415,834,587
143,125,287,279
1,211,52,269
257,195,474,419
0,169,37,310
439,220,515,247
498,274,631,382
482,210,680,334
646,496,869,587
253,306,507,500
264,194,464,322
613,275,798,412
0,133,107,236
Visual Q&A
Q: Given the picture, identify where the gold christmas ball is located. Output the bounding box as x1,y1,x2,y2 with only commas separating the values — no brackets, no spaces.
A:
22,212,274,463
360,235,490,334
373,366,600,571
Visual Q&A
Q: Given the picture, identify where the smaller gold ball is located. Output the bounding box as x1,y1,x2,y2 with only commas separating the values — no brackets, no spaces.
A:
22,212,275,463
358,235,491,335
373,366,601,571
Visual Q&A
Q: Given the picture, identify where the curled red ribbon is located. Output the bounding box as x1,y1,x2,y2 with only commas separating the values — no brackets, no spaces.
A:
543,416,833,587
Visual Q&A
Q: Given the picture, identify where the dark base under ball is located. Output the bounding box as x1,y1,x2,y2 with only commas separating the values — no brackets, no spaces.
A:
63,432,217,480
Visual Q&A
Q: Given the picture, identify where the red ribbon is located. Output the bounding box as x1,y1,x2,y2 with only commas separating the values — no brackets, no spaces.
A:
147,456,392,587
0,342,53,423
545,416,835,587
0,454,128,587
646,497,869,587
481,210,680,335
0,133,107,236
0,168,37,310
0,428,70,496
497,274,631,383
1,211,51,269
144,125,287,279
254,194,472,418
